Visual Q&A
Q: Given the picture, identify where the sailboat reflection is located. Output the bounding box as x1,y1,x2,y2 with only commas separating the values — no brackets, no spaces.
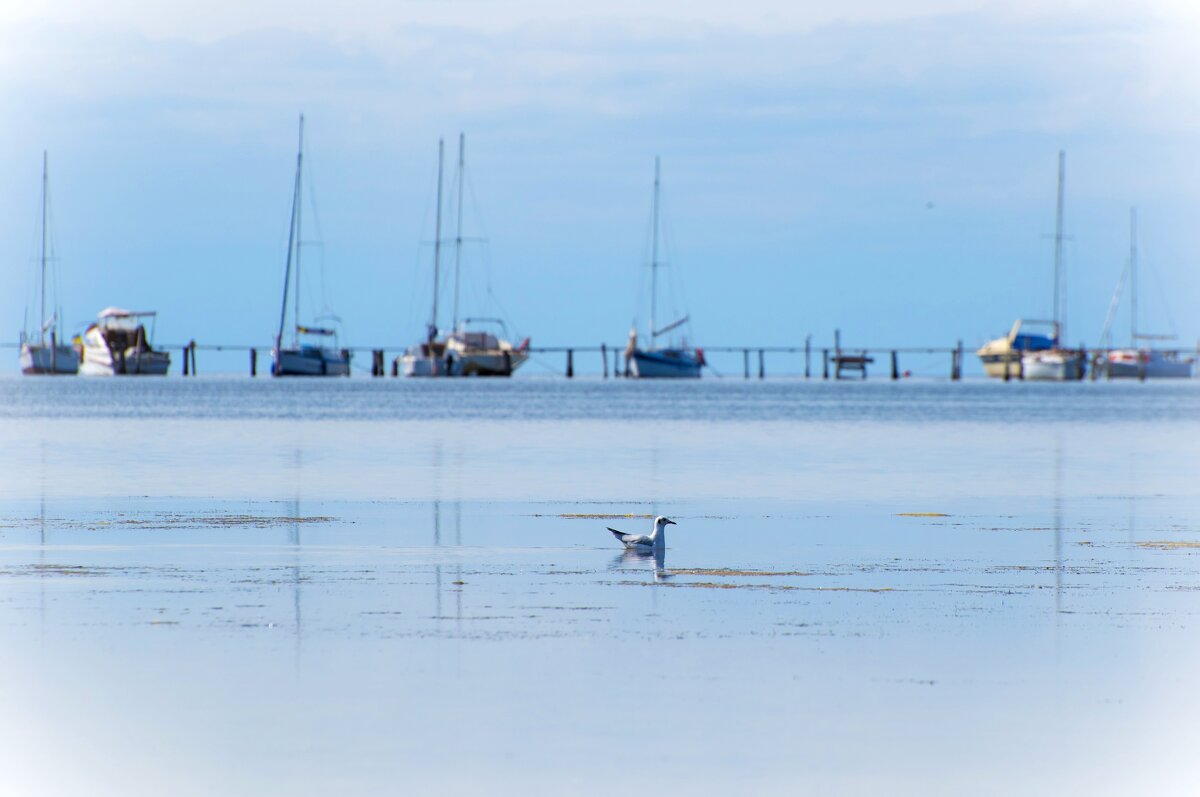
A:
432,500,464,622
1053,439,1063,618
611,546,671,582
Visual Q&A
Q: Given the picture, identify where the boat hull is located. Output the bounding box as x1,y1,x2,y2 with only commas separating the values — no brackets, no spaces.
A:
273,347,351,377
20,343,79,375
80,347,171,376
629,349,702,379
452,349,528,377
978,351,1024,379
400,349,528,377
1101,350,1194,379
1021,350,1086,381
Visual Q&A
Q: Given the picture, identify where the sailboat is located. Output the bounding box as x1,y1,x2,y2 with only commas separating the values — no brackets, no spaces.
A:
1021,152,1086,380
978,151,1085,380
624,157,703,379
272,115,351,377
398,135,529,378
19,152,79,375
1097,209,1194,379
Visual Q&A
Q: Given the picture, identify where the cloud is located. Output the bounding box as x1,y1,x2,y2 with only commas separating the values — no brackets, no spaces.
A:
4,2,1198,148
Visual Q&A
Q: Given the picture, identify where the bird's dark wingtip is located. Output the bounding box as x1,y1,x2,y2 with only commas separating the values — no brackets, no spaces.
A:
607,527,626,539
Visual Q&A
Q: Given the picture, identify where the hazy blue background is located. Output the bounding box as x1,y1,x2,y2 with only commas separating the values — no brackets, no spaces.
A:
3,1,1199,370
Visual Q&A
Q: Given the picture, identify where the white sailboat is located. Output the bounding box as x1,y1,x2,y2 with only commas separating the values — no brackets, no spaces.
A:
1097,209,1194,379
78,307,171,376
398,135,529,378
19,152,79,375
1021,151,1086,381
978,151,1084,380
272,115,351,377
625,157,703,379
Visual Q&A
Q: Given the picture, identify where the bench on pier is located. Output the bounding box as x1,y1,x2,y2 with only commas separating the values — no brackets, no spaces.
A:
832,350,873,379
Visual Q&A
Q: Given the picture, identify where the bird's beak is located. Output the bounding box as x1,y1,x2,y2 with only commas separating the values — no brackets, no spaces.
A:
666,519,676,526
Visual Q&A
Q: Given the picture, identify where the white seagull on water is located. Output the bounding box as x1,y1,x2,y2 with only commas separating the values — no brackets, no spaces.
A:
609,516,675,549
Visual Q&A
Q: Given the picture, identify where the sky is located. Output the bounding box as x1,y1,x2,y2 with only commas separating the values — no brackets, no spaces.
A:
2,0,1199,374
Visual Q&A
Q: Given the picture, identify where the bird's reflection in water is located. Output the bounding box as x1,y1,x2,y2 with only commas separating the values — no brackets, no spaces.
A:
611,546,671,581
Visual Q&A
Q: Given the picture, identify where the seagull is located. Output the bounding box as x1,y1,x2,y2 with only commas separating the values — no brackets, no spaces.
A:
609,516,675,550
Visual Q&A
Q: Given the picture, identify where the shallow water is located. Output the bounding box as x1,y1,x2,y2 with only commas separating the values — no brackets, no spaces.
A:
1,377,1198,794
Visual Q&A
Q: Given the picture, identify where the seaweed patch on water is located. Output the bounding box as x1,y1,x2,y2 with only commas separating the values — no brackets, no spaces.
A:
611,579,894,593
1136,541,1200,551
896,513,950,518
540,513,656,520
73,513,337,531
26,563,105,577
668,568,812,578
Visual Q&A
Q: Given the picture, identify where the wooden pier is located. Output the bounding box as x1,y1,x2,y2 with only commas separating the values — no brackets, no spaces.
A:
148,336,976,379
6,337,1197,380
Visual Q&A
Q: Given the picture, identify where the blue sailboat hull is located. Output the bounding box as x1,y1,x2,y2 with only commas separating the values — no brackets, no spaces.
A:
629,348,702,379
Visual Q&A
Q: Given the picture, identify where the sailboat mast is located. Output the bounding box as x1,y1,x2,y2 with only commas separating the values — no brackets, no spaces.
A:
1053,150,1065,343
275,115,303,364
431,139,444,337
650,156,660,341
294,115,304,346
39,150,48,346
1129,206,1138,345
453,133,465,333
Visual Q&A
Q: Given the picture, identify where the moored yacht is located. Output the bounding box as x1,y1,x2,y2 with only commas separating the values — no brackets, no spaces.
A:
271,115,351,377
401,320,529,377
624,157,703,379
1023,348,1086,381
980,151,1085,380
1095,209,1194,379
1101,348,1193,379
273,323,351,377
78,308,171,376
19,151,78,375
975,319,1057,379
398,135,528,378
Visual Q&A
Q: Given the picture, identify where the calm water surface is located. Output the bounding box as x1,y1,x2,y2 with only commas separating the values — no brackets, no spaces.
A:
1,376,1198,795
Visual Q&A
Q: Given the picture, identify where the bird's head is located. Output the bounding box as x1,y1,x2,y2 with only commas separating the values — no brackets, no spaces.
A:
655,516,676,528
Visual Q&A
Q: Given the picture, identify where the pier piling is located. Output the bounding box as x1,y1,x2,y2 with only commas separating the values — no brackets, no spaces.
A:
758,349,764,380
805,335,812,379
822,349,829,380
743,349,750,380
891,350,898,380
601,344,608,379
182,346,189,376
249,348,257,377
566,349,574,378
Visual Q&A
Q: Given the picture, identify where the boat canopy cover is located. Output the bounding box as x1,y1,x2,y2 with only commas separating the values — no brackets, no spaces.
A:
98,306,156,319
1012,332,1055,352
452,331,500,349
